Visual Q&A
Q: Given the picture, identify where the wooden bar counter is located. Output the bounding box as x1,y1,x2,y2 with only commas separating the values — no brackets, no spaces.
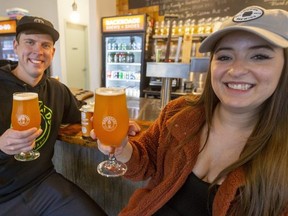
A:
53,97,161,216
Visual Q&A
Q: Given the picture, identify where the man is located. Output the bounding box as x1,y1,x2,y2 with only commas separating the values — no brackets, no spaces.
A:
0,16,107,215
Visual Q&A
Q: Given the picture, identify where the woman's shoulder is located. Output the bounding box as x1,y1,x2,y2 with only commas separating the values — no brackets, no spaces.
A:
165,95,200,113
157,95,203,127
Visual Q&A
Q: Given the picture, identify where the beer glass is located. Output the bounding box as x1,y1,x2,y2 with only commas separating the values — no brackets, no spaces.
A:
11,92,41,161
93,87,129,177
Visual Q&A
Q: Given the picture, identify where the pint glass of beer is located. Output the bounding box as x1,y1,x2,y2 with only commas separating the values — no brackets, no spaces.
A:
93,87,129,177
11,92,41,161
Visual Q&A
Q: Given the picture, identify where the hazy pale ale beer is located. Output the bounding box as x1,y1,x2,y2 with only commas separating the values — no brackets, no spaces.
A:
93,88,129,147
11,92,41,131
11,92,41,161
93,87,129,177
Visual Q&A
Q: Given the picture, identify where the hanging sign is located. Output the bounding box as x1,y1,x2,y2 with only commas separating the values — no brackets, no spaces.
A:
102,14,146,33
0,20,17,34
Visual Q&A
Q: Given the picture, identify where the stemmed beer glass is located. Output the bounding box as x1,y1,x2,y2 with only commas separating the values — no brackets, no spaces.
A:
93,87,129,177
11,92,41,161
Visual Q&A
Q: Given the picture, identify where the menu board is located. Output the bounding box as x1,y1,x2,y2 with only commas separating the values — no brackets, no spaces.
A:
129,0,288,19
128,0,159,9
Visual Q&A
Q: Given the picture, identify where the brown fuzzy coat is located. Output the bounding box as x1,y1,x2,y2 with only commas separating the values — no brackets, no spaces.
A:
120,96,245,216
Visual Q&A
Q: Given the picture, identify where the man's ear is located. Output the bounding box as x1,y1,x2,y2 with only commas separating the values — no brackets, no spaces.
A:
13,39,19,53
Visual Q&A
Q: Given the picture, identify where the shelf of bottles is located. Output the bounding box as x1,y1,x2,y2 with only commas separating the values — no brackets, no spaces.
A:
0,38,18,61
105,37,143,92
151,16,228,62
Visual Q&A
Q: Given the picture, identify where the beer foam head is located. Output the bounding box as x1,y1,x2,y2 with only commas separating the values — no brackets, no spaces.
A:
96,87,125,96
13,92,38,100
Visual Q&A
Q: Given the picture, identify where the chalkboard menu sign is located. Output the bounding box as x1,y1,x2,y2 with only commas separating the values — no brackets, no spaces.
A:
128,0,159,9
129,0,288,19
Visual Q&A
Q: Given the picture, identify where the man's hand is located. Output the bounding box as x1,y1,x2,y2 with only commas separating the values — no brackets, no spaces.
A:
0,128,43,155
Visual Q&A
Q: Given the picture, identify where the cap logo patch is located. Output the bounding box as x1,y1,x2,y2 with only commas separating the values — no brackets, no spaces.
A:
33,18,45,24
233,7,264,22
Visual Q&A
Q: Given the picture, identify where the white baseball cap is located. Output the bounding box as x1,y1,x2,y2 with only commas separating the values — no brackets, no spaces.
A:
199,6,288,53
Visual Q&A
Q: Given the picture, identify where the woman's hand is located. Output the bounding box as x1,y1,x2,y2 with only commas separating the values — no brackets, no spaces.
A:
128,120,141,136
90,120,140,162
0,127,43,155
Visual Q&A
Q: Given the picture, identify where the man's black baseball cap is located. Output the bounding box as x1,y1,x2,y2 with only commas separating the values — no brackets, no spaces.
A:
16,16,59,43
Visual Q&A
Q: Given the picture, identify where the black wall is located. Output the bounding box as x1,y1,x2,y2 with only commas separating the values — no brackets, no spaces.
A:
129,0,288,19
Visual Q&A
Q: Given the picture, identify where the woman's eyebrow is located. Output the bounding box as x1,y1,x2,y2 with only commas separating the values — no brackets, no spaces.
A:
249,45,275,51
214,47,232,53
214,44,275,53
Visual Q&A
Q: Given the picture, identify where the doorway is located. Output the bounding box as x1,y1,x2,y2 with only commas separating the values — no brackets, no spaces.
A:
65,22,89,90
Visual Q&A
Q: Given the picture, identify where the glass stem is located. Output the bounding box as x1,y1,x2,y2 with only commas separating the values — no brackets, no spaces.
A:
109,153,115,161
108,147,116,161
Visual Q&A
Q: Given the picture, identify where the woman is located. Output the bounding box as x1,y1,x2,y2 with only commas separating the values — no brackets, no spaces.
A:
94,6,288,216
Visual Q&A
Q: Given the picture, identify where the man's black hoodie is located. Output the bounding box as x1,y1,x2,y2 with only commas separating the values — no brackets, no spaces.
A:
0,63,83,202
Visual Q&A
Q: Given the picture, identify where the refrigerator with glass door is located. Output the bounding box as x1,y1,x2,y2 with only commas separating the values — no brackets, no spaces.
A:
0,19,18,61
101,14,153,97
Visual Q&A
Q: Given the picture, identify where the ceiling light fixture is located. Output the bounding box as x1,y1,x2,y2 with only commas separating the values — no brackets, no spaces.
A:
70,0,80,23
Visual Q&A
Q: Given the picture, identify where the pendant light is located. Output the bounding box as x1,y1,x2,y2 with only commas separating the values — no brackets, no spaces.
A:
70,0,80,23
